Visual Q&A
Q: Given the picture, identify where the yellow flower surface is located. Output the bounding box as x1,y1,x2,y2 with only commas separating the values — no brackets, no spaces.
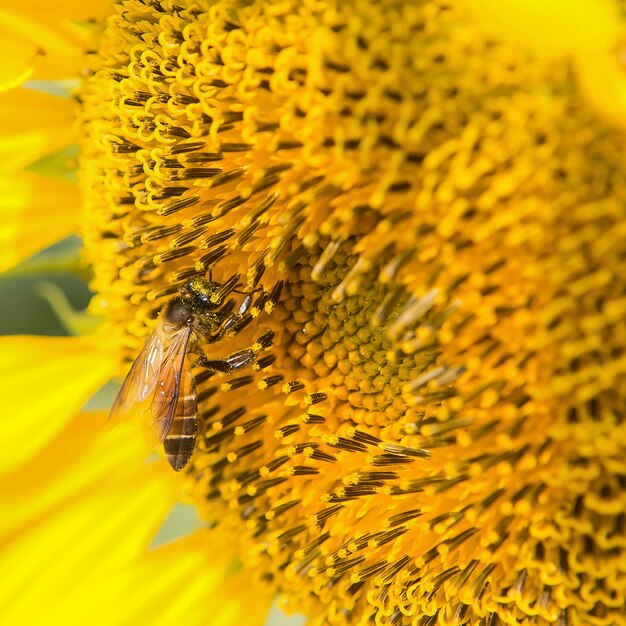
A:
0,172,82,271
466,0,626,126
0,335,113,473
3,0,626,625
74,0,626,624
0,88,74,169
0,83,82,271
0,2,99,89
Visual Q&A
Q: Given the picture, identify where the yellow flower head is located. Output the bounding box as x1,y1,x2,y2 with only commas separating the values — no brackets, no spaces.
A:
3,0,626,624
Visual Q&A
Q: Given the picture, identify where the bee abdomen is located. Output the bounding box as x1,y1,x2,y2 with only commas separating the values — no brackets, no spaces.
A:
164,398,198,471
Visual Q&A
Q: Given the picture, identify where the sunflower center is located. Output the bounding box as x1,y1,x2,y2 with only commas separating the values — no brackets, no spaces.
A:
277,244,436,431
80,0,626,624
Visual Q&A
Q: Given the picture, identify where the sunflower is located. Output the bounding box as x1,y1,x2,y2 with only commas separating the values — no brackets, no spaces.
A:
3,1,626,625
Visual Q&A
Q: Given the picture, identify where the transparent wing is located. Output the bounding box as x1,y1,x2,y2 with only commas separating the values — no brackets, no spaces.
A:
109,328,166,421
139,326,192,444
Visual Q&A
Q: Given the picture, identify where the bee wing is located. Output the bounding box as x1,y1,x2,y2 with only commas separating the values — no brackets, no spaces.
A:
109,328,166,421
141,325,192,444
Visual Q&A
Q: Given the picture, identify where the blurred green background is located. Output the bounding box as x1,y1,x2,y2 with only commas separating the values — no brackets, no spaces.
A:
0,236,89,337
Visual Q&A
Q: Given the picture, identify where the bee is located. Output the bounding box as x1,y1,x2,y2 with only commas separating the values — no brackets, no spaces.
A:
109,274,272,471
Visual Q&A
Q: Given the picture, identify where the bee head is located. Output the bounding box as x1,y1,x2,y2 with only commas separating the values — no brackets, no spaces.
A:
163,297,193,325
181,276,220,309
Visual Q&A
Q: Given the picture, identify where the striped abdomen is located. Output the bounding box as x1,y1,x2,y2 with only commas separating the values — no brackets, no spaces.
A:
163,368,198,471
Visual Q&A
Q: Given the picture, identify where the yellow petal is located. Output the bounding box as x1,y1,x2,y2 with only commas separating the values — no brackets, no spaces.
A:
465,0,626,126
29,532,273,626
466,0,619,59
0,10,89,87
0,402,179,624
0,172,81,271
0,335,113,473
0,0,113,21
0,464,177,625
0,23,42,90
0,413,162,538
0,88,74,171
576,41,626,128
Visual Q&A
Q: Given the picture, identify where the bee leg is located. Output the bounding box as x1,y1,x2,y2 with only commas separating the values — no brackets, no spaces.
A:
204,319,233,344
196,357,232,373
205,298,254,344
197,349,256,374
206,283,283,344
